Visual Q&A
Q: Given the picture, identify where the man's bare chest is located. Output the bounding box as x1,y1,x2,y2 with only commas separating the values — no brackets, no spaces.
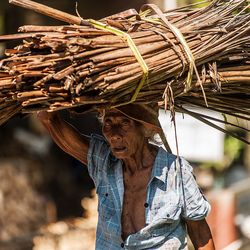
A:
121,168,152,238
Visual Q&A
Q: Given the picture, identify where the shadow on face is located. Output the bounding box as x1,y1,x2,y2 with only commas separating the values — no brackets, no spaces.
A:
101,110,146,159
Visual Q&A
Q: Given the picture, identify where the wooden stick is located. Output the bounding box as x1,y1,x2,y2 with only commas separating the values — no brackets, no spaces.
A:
17,90,48,101
9,0,87,25
0,0,248,140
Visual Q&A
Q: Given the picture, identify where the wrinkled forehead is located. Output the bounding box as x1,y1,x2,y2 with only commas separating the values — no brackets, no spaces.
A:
100,109,143,128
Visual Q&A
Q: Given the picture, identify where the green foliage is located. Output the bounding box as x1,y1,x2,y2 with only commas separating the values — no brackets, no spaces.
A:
224,135,245,166
197,134,246,171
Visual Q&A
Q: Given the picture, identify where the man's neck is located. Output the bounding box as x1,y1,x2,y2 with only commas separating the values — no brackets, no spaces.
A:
122,143,157,176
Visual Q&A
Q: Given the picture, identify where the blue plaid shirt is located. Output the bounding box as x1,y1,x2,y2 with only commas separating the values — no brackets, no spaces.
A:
87,134,210,250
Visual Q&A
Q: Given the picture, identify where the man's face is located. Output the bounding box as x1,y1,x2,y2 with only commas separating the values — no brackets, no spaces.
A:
102,110,145,160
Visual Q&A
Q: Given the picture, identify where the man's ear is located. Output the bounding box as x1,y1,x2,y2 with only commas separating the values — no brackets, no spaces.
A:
143,125,153,138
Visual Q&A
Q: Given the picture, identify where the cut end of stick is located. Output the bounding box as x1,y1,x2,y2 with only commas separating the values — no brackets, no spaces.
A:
9,0,18,4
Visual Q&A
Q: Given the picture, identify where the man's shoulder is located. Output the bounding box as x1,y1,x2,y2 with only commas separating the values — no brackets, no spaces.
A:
157,147,177,166
90,133,107,142
156,147,192,172
88,133,111,159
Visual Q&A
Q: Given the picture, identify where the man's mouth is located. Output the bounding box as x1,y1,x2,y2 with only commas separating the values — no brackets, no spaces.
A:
112,146,127,153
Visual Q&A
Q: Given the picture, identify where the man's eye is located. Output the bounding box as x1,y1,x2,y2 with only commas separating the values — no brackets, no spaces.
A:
122,120,130,126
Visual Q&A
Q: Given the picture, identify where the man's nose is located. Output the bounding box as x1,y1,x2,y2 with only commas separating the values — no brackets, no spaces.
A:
110,127,122,141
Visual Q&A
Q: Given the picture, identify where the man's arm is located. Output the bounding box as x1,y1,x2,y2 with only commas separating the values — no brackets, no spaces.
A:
37,111,89,165
186,219,215,250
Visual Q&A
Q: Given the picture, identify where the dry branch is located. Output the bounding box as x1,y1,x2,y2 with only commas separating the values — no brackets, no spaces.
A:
0,0,249,142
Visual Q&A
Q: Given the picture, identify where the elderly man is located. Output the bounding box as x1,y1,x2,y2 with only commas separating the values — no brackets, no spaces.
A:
38,103,215,250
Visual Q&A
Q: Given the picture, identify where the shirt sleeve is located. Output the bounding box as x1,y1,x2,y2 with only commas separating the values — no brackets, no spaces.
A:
87,134,111,187
179,157,211,221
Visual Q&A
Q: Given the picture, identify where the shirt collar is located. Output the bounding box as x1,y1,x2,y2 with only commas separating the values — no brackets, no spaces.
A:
108,145,173,184
151,147,171,184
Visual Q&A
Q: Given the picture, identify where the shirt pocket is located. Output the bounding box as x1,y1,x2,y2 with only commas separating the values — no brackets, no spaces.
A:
151,190,182,223
96,184,116,221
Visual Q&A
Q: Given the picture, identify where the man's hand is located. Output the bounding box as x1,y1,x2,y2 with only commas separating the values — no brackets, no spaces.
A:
186,219,215,250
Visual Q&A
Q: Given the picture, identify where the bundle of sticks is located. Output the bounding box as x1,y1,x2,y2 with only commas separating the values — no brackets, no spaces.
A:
0,0,249,142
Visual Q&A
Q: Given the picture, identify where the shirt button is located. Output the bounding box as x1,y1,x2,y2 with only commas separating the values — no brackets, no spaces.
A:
105,193,108,197
121,243,124,248
144,203,149,208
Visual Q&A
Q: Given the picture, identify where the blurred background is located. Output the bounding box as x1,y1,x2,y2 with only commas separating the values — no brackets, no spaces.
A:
0,0,249,249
